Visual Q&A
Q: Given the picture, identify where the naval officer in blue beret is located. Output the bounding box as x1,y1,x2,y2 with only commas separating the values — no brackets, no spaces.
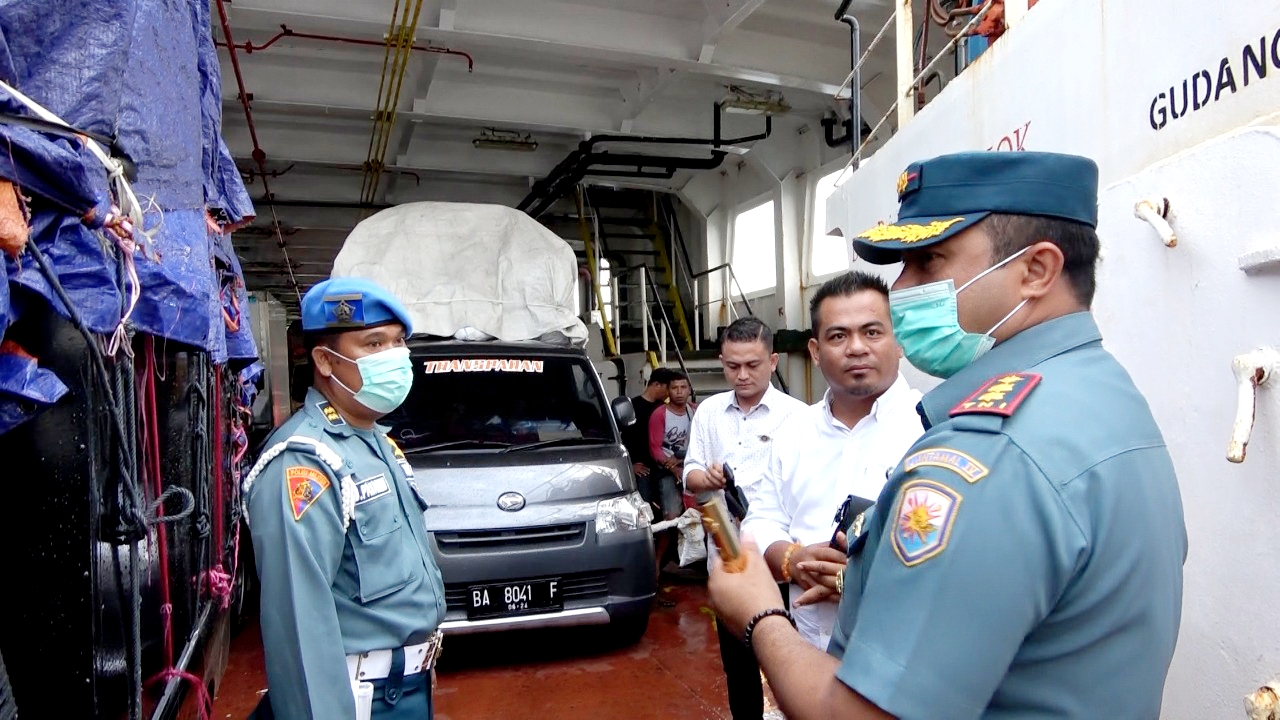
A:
244,277,446,720
707,151,1187,719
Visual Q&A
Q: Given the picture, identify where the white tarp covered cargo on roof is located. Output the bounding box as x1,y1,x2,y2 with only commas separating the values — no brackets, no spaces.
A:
331,202,587,345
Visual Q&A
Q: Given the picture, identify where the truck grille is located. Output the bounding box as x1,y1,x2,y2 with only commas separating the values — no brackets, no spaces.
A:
433,523,587,553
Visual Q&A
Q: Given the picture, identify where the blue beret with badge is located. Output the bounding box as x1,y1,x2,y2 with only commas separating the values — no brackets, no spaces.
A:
851,151,1100,265
300,277,413,335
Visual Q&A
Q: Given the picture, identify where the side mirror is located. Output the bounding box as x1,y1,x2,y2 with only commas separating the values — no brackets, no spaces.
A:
610,396,636,428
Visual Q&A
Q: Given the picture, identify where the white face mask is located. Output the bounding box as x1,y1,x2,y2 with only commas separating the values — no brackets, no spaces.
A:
888,247,1031,378
322,346,413,414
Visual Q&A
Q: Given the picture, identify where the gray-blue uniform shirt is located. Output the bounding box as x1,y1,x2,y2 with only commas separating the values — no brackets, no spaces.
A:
247,388,447,719
828,312,1187,719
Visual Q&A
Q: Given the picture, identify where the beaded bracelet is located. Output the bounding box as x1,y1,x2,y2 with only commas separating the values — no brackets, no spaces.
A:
742,607,796,649
780,542,802,583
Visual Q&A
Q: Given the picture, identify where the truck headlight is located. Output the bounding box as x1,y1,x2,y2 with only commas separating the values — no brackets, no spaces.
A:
596,492,652,534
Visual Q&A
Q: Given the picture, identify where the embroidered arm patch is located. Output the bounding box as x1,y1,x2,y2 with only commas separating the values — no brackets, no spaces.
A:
287,466,331,521
891,479,962,567
950,372,1041,417
903,448,989,484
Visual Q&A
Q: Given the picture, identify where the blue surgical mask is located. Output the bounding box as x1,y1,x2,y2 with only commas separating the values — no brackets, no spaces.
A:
323,345,414,414
889,248,1030,379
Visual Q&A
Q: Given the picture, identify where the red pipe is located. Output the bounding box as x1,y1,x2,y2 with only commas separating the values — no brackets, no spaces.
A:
217,24,474,72
213,0,268,173
214,0,306,297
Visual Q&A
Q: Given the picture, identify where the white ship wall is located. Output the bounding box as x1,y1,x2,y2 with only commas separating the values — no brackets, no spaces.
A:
826,1,1280,717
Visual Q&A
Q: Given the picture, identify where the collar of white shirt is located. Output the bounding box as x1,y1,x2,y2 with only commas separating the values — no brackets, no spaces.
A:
726,383,786,416
819,372,913,432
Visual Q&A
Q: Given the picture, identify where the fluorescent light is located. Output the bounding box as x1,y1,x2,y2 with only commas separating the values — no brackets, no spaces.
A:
719,87,790,116
473,138,538,151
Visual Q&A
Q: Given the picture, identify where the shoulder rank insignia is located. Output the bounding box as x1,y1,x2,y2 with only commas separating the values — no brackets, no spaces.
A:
892,479,961,567
287,466,331,521
384,436,415,477
316,400,345,426
903,448,989,484
950,372,1041,417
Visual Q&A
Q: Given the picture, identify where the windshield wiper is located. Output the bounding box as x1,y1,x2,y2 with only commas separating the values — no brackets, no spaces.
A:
402,439,513,455
501,437,613,454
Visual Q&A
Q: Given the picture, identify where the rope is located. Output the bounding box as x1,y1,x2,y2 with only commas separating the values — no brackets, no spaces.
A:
144,668,213,720
242,436,356,530
26,239,146,541
0,80,158,358
149,486,195,524
204,365,234,610
143,339,175,669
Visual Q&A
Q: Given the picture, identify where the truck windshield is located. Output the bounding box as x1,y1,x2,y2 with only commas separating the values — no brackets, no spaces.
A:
382,354,614,452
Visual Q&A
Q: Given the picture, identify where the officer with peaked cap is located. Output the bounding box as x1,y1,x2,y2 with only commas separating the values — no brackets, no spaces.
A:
244,277,446,720
707,151,1187,719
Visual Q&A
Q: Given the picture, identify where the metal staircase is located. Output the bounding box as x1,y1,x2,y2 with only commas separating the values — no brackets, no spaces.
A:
544,185,785,401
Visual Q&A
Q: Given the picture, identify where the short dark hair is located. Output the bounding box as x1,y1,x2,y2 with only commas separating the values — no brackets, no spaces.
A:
981,213,1100,306
720,317,773,351
302,331,332,354
647,367,676,386
667,371,689,386
809,271,890,333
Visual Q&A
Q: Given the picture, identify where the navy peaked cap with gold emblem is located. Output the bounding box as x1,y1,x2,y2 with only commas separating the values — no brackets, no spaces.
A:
852,151,1100,265
300,277,413,335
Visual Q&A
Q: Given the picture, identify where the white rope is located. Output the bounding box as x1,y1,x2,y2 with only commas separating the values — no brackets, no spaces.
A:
242,435,355,530
340,477,358,531
0,79,162,357
0,80,154,243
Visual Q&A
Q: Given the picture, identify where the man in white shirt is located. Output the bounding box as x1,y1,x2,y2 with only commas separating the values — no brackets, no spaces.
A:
742,271,925,650
685,318,808,720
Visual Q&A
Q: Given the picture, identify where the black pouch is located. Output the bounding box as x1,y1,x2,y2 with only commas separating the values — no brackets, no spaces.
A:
829,494,875,549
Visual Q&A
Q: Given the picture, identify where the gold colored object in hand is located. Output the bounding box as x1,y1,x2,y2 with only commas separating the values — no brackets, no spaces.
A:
699,495,747,573
835,568,845,595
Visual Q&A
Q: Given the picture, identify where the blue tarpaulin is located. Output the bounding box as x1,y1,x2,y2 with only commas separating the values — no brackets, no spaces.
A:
0,0,257,432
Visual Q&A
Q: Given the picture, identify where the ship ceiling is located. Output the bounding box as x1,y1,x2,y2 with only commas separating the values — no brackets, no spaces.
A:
219,0,951,304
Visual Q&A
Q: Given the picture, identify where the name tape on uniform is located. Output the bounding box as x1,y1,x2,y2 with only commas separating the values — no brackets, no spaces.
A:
903,448,989,484
355,475,392,504
422,359,545,374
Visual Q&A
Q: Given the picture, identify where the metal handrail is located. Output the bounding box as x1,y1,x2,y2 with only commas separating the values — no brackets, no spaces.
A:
615,263,699,403
691,262,756,350
686,262,789,395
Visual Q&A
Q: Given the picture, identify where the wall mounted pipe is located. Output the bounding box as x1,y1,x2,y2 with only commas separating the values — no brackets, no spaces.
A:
826,8,861,157
1134,197,1178,247
518,103,770,217
1226,345,1279,463
216,24,474,72
522,150,728,218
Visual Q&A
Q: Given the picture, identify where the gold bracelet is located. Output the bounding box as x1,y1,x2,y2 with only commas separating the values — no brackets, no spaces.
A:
780,542,802,583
